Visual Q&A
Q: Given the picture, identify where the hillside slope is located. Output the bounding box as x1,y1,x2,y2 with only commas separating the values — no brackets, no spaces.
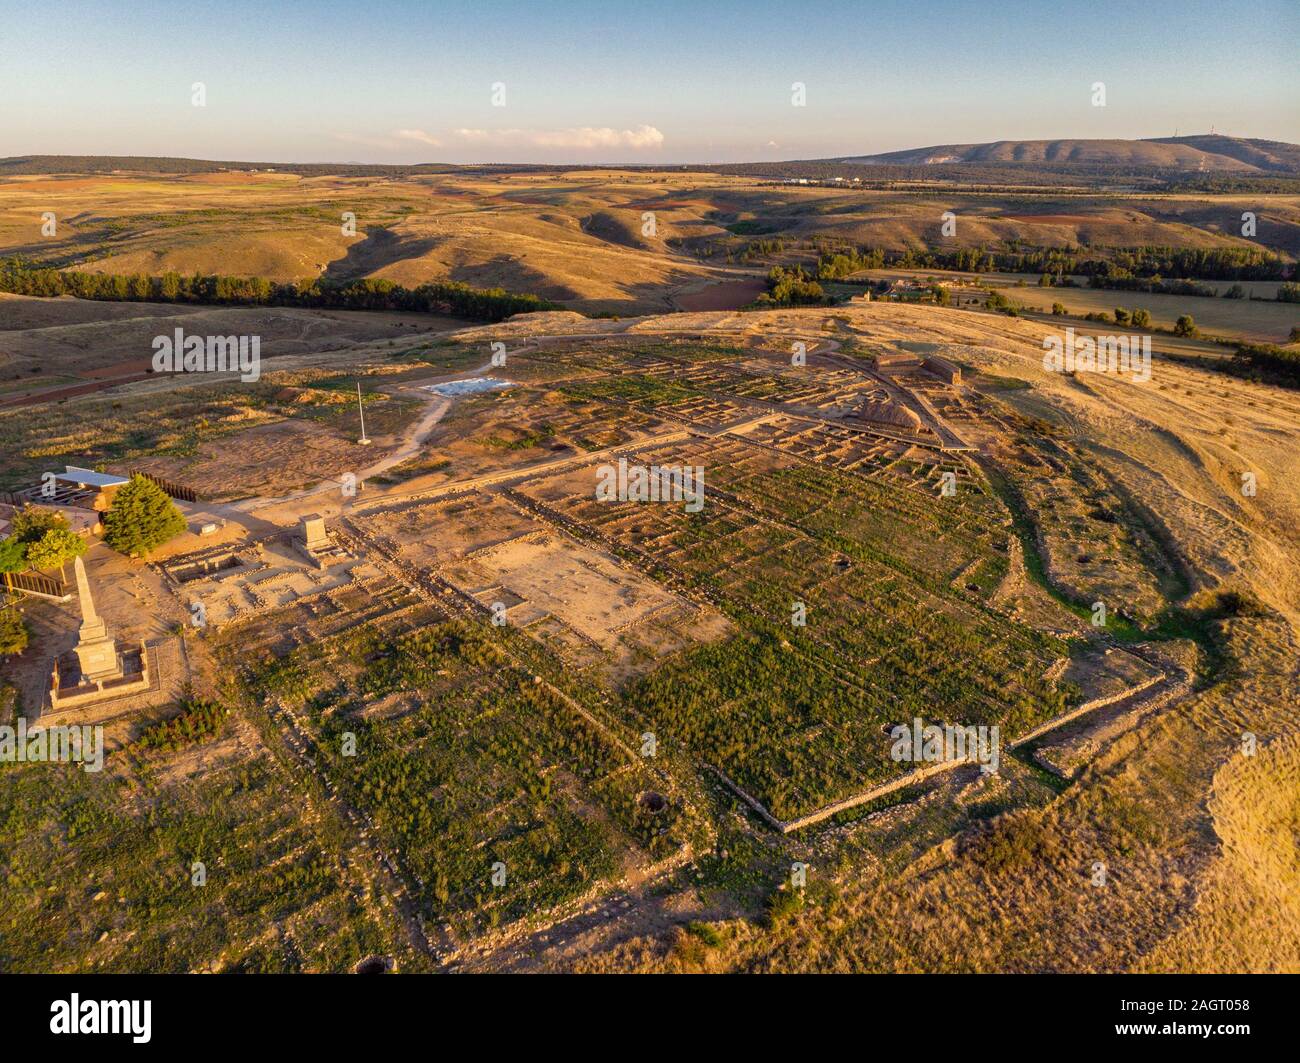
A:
838,136,1300,173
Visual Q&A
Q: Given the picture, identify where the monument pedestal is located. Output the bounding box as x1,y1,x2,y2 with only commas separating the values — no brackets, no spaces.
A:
74,637,122,683
295,514,346,568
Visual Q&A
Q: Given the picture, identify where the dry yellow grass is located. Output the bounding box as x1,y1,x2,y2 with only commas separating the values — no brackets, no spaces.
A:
0,170,739,313
4,170,1296,316
1139,732,1300,972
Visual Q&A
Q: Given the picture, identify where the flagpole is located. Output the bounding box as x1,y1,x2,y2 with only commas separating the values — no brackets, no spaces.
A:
357,382,371,445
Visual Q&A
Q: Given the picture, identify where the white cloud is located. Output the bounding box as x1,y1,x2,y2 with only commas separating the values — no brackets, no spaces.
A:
452,125,664,150
395,128,442,147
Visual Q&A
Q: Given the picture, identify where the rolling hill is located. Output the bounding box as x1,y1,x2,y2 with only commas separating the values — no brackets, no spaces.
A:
835,136,1300,174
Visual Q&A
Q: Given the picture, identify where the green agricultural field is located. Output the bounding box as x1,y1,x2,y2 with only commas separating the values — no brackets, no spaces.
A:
993,280,1299,345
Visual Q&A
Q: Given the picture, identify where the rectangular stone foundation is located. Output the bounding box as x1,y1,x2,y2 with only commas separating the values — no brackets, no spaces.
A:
49,642,151,710
41,641,185,726
50,673,152,710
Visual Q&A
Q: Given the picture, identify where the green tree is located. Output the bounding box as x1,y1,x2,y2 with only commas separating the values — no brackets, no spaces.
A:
1051,302,1067,315
985,291,1019,316
1174,314,1198,337
102,475,187,558
758,266,827,307
1130,308,1152,329
0,537,28,574
1114,307,1130,325
25,527,86,579
0,608,28,656
9,505,68,544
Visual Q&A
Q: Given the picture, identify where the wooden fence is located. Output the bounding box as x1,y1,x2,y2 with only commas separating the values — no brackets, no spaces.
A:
3,570,70,600
128,470,201,503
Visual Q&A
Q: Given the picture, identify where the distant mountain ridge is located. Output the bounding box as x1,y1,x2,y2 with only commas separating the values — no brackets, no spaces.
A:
2,135,1298,178
833,136,1300,174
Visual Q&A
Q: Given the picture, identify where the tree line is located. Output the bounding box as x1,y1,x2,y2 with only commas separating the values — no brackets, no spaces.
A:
810,243,1289,282
0,259,565,322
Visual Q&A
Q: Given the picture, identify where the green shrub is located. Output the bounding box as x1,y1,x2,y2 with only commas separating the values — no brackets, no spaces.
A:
764,886,804,928
686,920,723,947
132,695,230,753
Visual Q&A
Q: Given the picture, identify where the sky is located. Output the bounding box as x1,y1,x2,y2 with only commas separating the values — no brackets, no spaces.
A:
1,0,1297,164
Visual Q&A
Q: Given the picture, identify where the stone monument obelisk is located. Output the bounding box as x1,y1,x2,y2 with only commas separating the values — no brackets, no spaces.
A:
72,556,122,682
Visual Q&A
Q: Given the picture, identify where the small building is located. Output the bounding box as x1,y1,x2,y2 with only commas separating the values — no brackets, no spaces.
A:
5,468,121,539
54,467,129,513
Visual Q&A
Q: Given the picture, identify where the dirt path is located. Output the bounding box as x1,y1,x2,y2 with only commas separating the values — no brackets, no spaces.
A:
0,371,155,408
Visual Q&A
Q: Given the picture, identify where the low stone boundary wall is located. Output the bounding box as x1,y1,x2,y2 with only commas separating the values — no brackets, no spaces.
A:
710,666,1178,835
